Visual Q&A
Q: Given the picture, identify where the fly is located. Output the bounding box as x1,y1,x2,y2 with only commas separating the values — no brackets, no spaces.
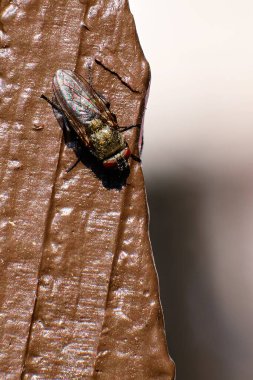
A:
41,69,141,171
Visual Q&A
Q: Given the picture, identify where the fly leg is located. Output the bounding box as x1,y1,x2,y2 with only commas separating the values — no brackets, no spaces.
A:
131,153,142,163
40,94,62,113
118,124,141,132
66,157,81,172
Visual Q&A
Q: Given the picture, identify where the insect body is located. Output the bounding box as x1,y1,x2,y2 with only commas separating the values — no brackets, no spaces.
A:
42,69,134,171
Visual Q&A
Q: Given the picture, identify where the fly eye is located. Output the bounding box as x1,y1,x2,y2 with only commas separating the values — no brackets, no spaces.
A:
123,147,131,160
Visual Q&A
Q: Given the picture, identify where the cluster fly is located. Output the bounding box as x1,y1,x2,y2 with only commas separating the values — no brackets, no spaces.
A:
41,69,141,172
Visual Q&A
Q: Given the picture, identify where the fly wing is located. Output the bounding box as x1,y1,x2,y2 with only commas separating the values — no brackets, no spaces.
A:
53,70,117,146
74,72,118,127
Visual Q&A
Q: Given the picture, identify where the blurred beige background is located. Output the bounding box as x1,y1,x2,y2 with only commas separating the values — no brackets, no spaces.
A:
129,1,253,379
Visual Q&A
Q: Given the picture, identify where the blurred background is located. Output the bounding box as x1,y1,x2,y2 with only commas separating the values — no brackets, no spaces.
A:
129,1,253,379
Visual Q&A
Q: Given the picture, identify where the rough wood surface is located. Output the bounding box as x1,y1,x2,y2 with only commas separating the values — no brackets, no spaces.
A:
0,0,175,378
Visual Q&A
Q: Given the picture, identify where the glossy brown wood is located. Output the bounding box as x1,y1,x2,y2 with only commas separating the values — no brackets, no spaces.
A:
0,1,175,378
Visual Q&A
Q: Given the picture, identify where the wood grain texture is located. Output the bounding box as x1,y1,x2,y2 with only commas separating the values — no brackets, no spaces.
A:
0,0,175,378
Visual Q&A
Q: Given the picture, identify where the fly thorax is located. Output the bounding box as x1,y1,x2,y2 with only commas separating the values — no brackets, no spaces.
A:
87,118,104,134
89,122,125,161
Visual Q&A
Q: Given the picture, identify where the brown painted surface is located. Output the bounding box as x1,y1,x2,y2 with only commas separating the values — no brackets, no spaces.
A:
0,0,175,379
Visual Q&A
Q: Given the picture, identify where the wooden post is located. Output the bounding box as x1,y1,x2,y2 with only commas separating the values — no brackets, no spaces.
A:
0,1,175,378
